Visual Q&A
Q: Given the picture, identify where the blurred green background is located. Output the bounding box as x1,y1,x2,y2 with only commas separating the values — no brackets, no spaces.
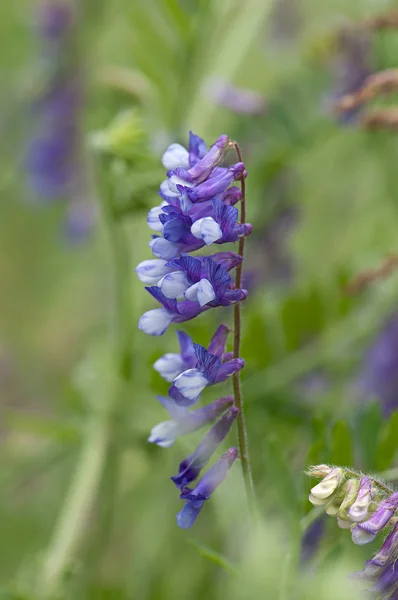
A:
1,0,398,598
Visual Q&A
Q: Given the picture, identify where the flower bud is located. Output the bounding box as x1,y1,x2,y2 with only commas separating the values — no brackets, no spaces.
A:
309,467,344,504
348,477,372,522
338,478,360,519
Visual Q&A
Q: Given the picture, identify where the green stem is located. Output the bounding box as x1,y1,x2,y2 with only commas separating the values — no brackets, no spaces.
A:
39,415,110,597
232,142,256,513
38,164,134,596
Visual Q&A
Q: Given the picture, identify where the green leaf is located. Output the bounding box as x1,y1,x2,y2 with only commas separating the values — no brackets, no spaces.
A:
357,401,383,470
375,412,398,472
188,540,236,574
330,420,353,467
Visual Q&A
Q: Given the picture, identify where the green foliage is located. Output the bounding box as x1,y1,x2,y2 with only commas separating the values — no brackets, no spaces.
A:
1,0,398,598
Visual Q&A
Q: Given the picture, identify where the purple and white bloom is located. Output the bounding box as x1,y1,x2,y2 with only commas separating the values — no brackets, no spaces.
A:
153,325,230,382
148,395,233,448
136,259,175,285
162,143,190,170
348,476,372,522
352,492,398,545
176,447,238,528
170,342,244,406
138,277,247,336
157,255,238,305
149,199,252,260
171,406,238,488
153,330,196,382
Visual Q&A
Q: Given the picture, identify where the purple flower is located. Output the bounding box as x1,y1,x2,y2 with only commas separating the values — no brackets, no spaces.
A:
169,341,244,406
352,493,398,545
176,447,238,528
153,325,230,382
138,272,247,336
356,523,398,597
149,199,251,260
148,395,234,448
205,77,267,115
358,312,398,417
300,516,326,564
27,3,83,201
153,330,196,382
171,406,238,488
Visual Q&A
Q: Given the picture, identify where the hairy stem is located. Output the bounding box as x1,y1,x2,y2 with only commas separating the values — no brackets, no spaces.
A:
232,142,256,512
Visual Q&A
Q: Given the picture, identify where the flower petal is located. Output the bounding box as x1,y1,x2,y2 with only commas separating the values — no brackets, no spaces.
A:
184,279,216,306
147,206,165,231
173,368,208,400
138,308,174,336
162,143,190,170
158,271,190,299
153,353,186,382
148,420,178,447
191,217,222,245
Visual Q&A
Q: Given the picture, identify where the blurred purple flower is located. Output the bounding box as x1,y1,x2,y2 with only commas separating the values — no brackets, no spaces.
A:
26,1,95,241
358,312,398,417
329,27,372,124
204,77,267,116
300,516,326,564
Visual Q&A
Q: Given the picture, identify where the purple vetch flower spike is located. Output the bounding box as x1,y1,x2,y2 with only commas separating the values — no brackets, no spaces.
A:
153,330,196,382
352,492,398,545
348,476,372,522
171,406,238,488
148,395,234,448
169,343,244,405
176,447,238,528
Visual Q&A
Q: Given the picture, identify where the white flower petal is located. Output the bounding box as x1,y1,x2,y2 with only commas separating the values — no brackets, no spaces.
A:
162,143,190,170
351,526,376,545
168,175,194,194
190,217,222,245
136,259,171,284
184,279,215,306
160,179,179,198
147,206,165,232
158,271,190,299
149,237,180,260
173,368,208,400
138,308,173,336
148,420,178,448
154,353,186,382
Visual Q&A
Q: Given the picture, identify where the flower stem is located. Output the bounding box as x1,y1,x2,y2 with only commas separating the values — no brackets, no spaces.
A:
232,142,256,512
